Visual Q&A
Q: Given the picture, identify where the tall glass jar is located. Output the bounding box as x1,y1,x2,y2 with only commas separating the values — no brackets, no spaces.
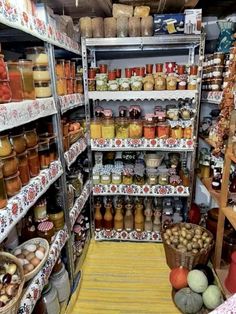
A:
7,61,23,102
143,119,156,139
0,162,7,209
28,145,40,177
115,117,129,139
18,60,36,100
101,117,115,139
129,120,143,139
90,118,102,139
25,47,49,66
56,59,65,78
42,283,60,314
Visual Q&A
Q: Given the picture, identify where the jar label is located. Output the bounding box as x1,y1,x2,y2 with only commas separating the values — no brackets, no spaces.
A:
93,175,100,180
102,175,110,181
179,81,187,86
212,71,221,77
113,175,120,181
212,84,220,90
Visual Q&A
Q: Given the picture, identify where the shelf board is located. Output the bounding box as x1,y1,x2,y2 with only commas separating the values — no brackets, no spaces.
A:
59,93,84,114
227,152,236,164
91,138,194,151
18,227,69,313
0,98,57,132
93,184,190,197
215,266,233,299
95,229,162,242
222,206,236,229
64,136,87,168
88,90,197,101
201,91,223,104
0,160,63,242
198,176,221,204
199,135,217,148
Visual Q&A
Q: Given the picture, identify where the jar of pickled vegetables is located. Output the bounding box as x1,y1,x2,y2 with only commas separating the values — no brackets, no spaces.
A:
183,126,193,139
166,74,177,90
96,74,108,91
129,120,143,139
171,126,183,139
108,80,119,91
65,61,71,79
0,162,7,209
144,119,156,139
119,78,130,91
25,47,49,66
100,171,111,184
112,171,122,184
7,61,23,102
157,122,170,139
19,60,36,100
115,117,129,139
57,78,66,96
56,60,65,78
28,145,40,177
146,168,158,185
158,169,169,185
131,76,143,91
101,118,115,139
90,118,102,139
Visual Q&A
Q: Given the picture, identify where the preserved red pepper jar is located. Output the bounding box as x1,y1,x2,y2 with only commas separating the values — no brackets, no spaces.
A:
17,151,30,186
99,64,107,74
108,71,116,80
157,122,170,139
125,68,132,78
144,118,156,139
0,81,12,103
66,79,73,94
0,54,8,80
28,145,40,177
70,61,76,78
64,60,71,78
88,68,96,79
7,61,23,102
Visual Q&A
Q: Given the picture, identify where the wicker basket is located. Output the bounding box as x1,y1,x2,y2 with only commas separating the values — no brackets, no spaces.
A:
0,252,25,314
161,223,214,270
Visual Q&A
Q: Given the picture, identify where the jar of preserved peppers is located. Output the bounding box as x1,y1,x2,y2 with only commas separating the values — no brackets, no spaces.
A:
157,122,170,139
143,118,156,139
7,61,23,102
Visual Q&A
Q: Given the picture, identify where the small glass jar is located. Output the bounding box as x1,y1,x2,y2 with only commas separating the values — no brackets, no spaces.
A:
123,173,133,185
66,78,73,94
212,65,224,78
108,80,119,91
88,79,96,91
144,119,156,139
25,47,49,66
102,118,115,139
0,152,18,177
0,135,12,157
50,263,70,303
35,81,52,98
112,172,122,184
166,75,177,90
57,78,66,96
28,145,40,177
70,61,76,78
131,76,143,91
154,73,166,91
119,78,130,91
100,171,111,184
7,61,23,102
17,151,30,186
183,126,193,139
96,74,108,91
19,59,36,100
42,283,60,314
171,126,183,139
158,169,169,185
10,133,26,154
4,171,22,197
0,162,7,209
188,75,198,90
24,129,38,148
93,170,100,184
90,118,102,139
33,198,47,222
167,108,179,121
38,140,50,169
49,210,64,232
115,117,129,139
129,120,143,139
146,168,158,185
37,221,55,243
134,173,145,186
56,59,65,78
33,66,50,81
75,74,84,94
157,122,170,139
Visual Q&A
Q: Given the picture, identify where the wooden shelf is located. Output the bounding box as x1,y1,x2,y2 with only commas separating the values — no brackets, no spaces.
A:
199,135,216,148
215,266,232,299
198,176,221,204
227,152,236,164
222,206,236,229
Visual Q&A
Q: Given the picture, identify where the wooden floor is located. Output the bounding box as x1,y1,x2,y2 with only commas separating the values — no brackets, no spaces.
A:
68,240,180,314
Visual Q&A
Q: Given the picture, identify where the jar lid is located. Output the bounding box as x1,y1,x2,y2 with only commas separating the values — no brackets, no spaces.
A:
37,221,54,232
25,46,46,54
33,65,49,71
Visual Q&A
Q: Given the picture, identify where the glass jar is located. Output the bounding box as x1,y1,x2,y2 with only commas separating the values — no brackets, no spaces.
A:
128,17,141,37
18,60,36,100
17,151,30,186
117,16,128,37
129,120,143,139
37,221,55,243
166,74,177,90
115,117,129,139
4,171,22,197
57,78,66,96
167,107,179,121
0,135,12,157
50,263,70,303
119,78,130,91
33,66,50,81
104,17,117,37
0,162,7,209
93,169,100,184
33,198,47,222
213,52,225,65
7,61,23,102
188,75,197,90
123,173,133,185
32,297,47,314
131,76,143,91
66,78,73,94
25,47,49,66
181,169,190,186
92,17,104,38
38,140,50,169
112,172,122,184
0,152,18,177
56,59,65,78
144,120,156,139
158,169,169,185
75,74,83,94
42,283,60,314
108,80,119,91
211,78,222,91
102,118,115,139
100,171,111,184
49,209,65,232
88,79,96,91
146,168,158,185
64,61,71,79
141,16,153,36
90,118,102,139
70,61,76,78
183,126,193,139
0,54,8,80
171,126,183,139
35,81,52,98
134,173,145,186
0,81,12,103
154,73,166,91
96,74,108,91
24,129,38,148
28,145,40,177
79,17,92,38
157,122,170,139
10,133,26,154
68,174,82,197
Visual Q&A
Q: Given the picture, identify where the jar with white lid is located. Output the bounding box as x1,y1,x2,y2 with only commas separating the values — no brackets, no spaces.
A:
42,282,60,314
50,263,70,303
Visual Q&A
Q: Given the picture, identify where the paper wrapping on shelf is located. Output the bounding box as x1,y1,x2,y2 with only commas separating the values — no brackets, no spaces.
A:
112,4,133,18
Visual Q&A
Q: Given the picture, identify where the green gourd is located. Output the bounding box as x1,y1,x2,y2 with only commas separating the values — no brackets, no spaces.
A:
203,285,222,310
187,270,208,293
174,287,203,314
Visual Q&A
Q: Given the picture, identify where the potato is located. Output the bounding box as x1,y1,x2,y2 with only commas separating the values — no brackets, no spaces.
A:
192,249,199,254
177,244,184,249
198,239,203,249
187,243,192,251
192,242,200,249
166,240,171,245
195,234,202,240
173,231,179,237
170,236,175,242
195,228,202,235
185,223,192,230
203,232,208,238
171,227,178,233
166,229,172,236
192,237,198,242
183,239,188,246
205,237,212,244
172,238,179,245
163,233,169,240
179,236,184,244
181,230,187,238
186,233,193,240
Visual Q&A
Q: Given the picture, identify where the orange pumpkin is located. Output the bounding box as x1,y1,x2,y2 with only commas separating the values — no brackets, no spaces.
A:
169,266,189,290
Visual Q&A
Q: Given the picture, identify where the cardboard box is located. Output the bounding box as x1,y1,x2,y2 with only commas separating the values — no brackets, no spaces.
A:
184,9,202,34
153,13,185,35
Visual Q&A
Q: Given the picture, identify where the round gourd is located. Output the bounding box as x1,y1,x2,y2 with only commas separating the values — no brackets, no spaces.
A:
203,285,222,310
187,270,208,293
174,287,203,314
169,266,189,290
193,264,214,285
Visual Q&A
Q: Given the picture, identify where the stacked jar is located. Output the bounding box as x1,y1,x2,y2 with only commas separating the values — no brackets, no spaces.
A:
26,47,51,98
56,59,76,95
96,64,108,91
0,54,12,103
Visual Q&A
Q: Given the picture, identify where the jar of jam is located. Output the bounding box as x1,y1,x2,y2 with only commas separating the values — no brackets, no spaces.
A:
0,81,12,103
157,122,170,139
56,59,65,78
24,129,38,148
177,65,187,90
33,198,47,222
188,75,197,90
4,171,22,197
129,120,143,139
0,152,18,177
119,78,130,91
18,59,36,100
143,119,156,139
7,61,23,102
0,135,12,157
101,118,115,139
96,74,108,91
10,133,26,154
28,145,40,177
64,60,71,79
190,65,198,75
17,151,30,186
48,206,65,232
0,162,7,209
37,221,55,243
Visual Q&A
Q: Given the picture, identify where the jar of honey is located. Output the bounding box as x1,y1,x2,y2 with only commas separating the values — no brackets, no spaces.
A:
171,126,183,139
28,145,40,177
17,151,30,186
64,60,71,79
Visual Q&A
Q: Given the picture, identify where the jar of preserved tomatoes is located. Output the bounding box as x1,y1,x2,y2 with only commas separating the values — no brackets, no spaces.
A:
28,145,40,177
7,61,23,102
18,60,36,100
0,54,8,80
17,151,30,186
157,122,170,139
56,60,65,78
64,60,71,79
143,118,156,139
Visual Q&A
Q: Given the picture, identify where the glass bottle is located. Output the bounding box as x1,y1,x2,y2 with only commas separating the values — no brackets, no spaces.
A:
0,162,7,209
144,199,153,232
134,202,144,232
94,200,102,230
104,201,113,230
114,202,123,231
124,202,134,231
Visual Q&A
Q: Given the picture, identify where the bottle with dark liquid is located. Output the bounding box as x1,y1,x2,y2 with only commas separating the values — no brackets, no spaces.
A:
114,202,123,231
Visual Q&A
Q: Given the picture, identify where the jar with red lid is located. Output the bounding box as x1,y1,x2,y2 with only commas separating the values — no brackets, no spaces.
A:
17,151,30,186
190,65,198,75
4,171,22,197
108,71,116,81
0,81,12,103
64,60,71,78
177,65,187,90
7,61,23,102
28,145,40,177
115,69,121,78
66,79,73,94
0,54,8,80
155,63,163,73
37,221,55,243
165,62,176,74
157,122,170,139
99,64,107,74
144,118,156,139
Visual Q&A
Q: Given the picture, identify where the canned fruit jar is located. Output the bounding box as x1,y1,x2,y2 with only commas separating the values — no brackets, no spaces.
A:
129,120,143,139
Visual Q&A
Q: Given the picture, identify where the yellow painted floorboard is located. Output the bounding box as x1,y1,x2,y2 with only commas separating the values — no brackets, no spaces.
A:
68,240,180,314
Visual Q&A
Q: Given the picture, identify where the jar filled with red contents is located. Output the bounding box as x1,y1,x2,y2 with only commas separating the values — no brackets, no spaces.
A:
125,68,132,78
0,81,12,103
155,63,163,73
190,65,198,75
64,60,71,78
115,69,121,78
88,68,96,79
4,171,22,197
17,151,30,186
165,62,176,74
66,79,73,94
143,117,156,139
28,145,40,177
146,64,153,74
99,64,107,74
0,54,8,80
70,61,76,78
7,61,23,102
108,70,116,81
157,121,170,139
177,64,187,90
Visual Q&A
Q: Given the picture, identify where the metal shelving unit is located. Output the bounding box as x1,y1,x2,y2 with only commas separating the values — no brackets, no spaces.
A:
82,34,205,242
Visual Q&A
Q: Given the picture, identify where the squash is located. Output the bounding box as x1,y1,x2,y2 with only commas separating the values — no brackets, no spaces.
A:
187,270,208,293
203,285,223,310
174,287,203,314
169,266,189,290
193,264,214,285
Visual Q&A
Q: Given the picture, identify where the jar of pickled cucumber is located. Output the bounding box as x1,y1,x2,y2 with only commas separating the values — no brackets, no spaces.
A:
131,76,143,91
119,78,130,91
96,74,108,91
170,126,183,139
115,117,129,139
101,117,115,139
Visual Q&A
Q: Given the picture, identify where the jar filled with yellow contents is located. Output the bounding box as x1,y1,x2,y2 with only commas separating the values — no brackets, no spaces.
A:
170,126,183,139
183,126,193,139
90,118,102,139
102,117,115,139
129,120,143,139
115,117,129,139
166,74,177,90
